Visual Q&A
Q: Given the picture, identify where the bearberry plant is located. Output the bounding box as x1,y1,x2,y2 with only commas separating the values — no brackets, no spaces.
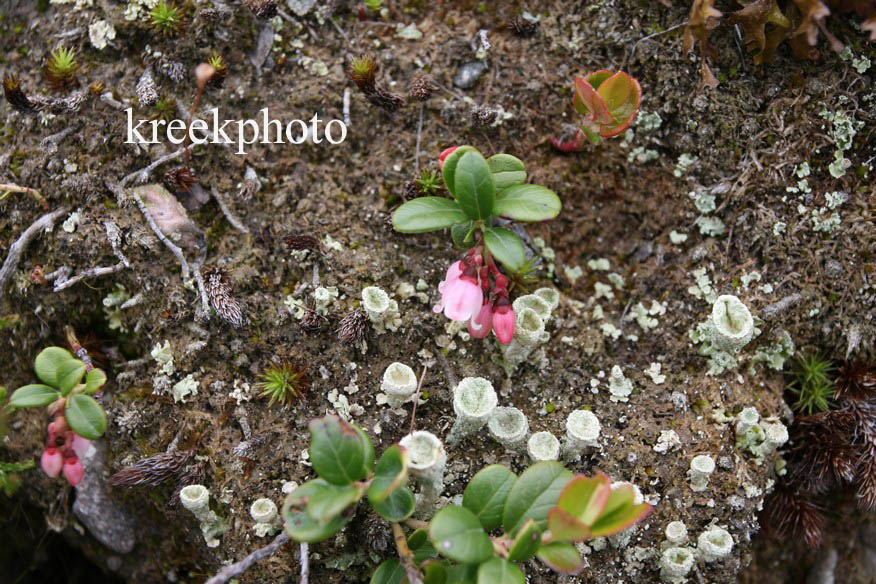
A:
283,416,651,583
8,347,108,486
392,146,561,344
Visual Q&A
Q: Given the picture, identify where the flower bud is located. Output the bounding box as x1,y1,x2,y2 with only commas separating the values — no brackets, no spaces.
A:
41,447,63,478
438,146,458,168
492,298,516,344
467,302,493,338
63,456,85,486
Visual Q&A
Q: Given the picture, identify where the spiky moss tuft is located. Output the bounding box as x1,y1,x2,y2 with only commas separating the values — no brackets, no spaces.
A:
45,46,78,91
256,362,309,407
149,2,186,37
787,352,836,414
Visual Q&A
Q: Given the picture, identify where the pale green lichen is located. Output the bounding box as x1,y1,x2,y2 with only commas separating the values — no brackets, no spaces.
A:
587,258,610,271
669,230,688,244
750,330,794,371
674,153,697,177
103,284,130,332
692,191,716,214
608,365,633,403
151,340,175,375
172,373,198,403
695,216,726,237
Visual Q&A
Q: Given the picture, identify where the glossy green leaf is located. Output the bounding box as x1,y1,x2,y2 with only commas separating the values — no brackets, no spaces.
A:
483,228,526,273
306,483,363,524
506,519,541,562
370,559,405,584
353,424,376,472
367,445,409,505
372,485,416,521
536,541,583,574
34,347,85,395
429,505,494,564
283,506,349,543
308,416,371,486
283,480,352,542
445,564,478,584
392,198,469,233
451,221,476,249
421,560,447,584
546,508,591,543
453,151,495,220
589,485,651,537
462,464,516,531
486,154,527,190
502,461,573,535
556,474,611,526
494,184,561,222
409,528,439,563
64,394,107,440
9,384,60,408
476,558,525,584
440,146,477,197
84,368,107,395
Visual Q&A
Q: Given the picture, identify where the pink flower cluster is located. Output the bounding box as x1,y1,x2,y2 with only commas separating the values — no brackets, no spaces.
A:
433,255,516,344
40,413,89,487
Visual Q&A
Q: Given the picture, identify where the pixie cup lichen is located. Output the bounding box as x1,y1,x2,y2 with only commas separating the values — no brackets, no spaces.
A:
180,484,226,547
527,431,560,462
400,431,446,516
447,377,497,444
380,362,418,408
250,497,280,537
563,409,601,462
688,455,715,492
486,406,529,452
697,526,734,562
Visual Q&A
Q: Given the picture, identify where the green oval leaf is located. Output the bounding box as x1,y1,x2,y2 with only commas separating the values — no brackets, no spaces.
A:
307,483,363,524
483,227,526,273
9,384,60,408
372,485,416,521
34,347,85,394
429,505,494,564
370,559,405,584
421,560,447,584
445,564,478,584
440,146,477,196
502,461,572,535
308,416,370,485
546,508,592,543
367,445,409,506
506,519,541,562
451,221,476,249
536,541,583,574
487,154,527,190
353,424,376,472
65,394,107,440
84,368,107,395
476,557,525,584
462,464,517,531
392,198,469,233
494,184,561,222
283,506,349,543
453,151,495,220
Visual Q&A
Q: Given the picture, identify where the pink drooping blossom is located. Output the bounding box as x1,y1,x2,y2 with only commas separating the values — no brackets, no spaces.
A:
72,434,92,460
467,302,493,338
492,297,516,344
439,146,459,168
41,447,63,478
434,263,483,322
63,456,84,487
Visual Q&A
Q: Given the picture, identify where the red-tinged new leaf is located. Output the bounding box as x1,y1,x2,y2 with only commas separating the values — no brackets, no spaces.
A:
556,473,611,526
573,77,612,125
589,485,652,537
536,541,584,574
546,508,592,542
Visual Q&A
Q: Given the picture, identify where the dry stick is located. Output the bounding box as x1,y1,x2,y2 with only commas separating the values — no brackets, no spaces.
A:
0,182,49,209
414,104,424,173
300,542,309,584
0,206,68,300
391,522,423,584
107,181,191,281
118,145,194,189
409,364,430,436
342,87,352,127
53,262,127,292
210,186,250,234
203,531,290,584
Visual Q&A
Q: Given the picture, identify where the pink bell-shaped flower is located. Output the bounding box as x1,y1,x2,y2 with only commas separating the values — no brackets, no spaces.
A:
41,447,63,478
71,434,92,460
492,297,516,344
434,266,483,322
467,301,493,338
439,146,459,168
62,456,84,487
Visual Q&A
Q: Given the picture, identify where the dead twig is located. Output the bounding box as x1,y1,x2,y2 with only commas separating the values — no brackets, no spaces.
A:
415,104,424,173
118,145,194,189
300,542,309,584
210,186,250,234
0,206,68,300
204,531,290,584
0,182,49,209
53,262,127,292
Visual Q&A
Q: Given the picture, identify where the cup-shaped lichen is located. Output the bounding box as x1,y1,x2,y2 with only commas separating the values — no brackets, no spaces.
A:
400,431,447,517
711,294,754,352
533,287,560,312
697,527,734,562
687,454,715,492
659,546,696,582
362,286,391,318
563,409,601,461
487,406,529,451
380,362,418,408
527,431,560,462
448,377,498,444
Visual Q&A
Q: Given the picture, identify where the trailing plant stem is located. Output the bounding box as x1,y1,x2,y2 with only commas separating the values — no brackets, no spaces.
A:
391,522,423,584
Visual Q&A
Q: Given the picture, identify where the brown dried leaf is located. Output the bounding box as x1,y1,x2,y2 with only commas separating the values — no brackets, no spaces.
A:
684,0,724,57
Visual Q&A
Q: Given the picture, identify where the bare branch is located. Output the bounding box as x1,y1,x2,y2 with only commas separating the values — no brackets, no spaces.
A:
118,145,194,189
53,262,127,292
0,206,68,301
211,186,250,234
391,522,423,584
204,532,290,584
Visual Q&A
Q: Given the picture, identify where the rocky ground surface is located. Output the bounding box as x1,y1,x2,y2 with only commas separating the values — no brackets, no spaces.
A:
0,0,873,583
